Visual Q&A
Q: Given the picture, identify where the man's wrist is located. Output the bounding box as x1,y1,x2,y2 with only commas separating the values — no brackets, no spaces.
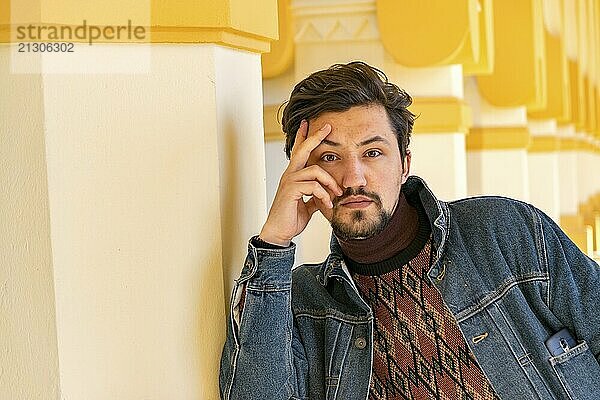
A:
250,236,289,250
257,230,291,247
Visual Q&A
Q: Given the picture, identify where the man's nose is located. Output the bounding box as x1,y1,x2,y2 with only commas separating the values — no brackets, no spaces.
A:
341,158,367,188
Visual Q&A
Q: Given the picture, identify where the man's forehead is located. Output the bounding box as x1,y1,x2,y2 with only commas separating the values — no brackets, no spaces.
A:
311,104,387,123
310,105,394,139
319,135,393,149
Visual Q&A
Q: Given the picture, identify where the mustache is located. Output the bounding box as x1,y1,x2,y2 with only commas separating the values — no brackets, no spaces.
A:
333,187,382,207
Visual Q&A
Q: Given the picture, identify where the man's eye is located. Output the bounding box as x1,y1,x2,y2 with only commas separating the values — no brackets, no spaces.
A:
365,150,382,157
321,154,338,162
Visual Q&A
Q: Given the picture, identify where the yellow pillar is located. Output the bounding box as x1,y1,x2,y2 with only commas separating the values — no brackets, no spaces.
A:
1,0,278,398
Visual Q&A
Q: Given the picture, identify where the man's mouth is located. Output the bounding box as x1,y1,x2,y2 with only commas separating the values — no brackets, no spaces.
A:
339,196,374,209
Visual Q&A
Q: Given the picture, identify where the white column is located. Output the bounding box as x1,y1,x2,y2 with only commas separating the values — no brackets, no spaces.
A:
464,77,531,202
557,125,580,216
527,119,561,221
38,44,265,400
386,63,468,201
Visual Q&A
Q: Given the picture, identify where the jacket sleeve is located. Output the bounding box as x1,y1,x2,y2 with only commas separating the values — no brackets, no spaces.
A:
536,208,600,362
219,237,307,400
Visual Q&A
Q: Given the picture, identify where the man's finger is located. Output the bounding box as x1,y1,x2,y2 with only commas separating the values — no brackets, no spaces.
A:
288,123,332,171
290,165,343,197
294,181,334,208
290,119,308,157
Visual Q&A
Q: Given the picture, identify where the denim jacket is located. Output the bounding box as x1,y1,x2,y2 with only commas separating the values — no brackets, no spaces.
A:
219,176,600,400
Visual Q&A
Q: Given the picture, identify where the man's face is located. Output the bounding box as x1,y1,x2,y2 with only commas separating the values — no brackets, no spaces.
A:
306,104,410,240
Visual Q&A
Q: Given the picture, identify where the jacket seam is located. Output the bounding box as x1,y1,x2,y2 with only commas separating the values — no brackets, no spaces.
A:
529,206,550,308
225,276,245,400
334,325,353,400
225,347,240,400
497,304,556,398
286,290,295,399
250,242,297,255
549,362,575,400
294,313,372,324
247,286,292,292
448,194,532,206
365,318,373,400
456,274,549,322
327,323,343,381
486,306,544,400
534,209,552,309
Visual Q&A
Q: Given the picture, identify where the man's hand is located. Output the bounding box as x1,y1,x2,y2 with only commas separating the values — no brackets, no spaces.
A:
259,120,343,247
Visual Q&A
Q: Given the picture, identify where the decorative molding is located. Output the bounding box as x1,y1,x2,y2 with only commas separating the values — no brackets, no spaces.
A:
149,28,272,52
557,137,582,151
0,0,279,52
293,0,378,43
410,97,472,135
0,25,273,52
466,126,531,150
528,135,560,153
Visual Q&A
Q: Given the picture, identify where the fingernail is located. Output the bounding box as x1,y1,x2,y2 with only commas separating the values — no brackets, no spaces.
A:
322,123,331,131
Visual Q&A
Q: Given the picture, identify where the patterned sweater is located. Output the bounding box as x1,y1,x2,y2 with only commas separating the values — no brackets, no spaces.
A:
346,198,498,400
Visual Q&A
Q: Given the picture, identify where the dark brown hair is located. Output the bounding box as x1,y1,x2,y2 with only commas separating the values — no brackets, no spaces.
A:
280,61,416,160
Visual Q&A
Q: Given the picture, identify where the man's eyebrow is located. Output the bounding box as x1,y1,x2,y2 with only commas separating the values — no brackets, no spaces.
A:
358,136,392,147
321,139,340,147
320,135,392,147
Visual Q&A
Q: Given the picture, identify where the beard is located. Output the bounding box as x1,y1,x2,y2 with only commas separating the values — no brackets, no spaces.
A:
330,187,392,241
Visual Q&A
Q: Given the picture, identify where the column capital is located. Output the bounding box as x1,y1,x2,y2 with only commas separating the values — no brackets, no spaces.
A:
1,0,279,53
292,0,379,44
376,0,489,70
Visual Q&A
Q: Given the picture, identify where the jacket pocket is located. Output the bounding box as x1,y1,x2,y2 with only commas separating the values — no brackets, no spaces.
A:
549,340,600,400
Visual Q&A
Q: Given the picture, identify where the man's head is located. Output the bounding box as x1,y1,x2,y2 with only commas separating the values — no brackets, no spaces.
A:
281,61,415,164
281,62,416,241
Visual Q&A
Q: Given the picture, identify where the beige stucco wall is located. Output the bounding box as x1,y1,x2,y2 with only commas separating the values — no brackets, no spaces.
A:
0,45,61,399
1,43,268,399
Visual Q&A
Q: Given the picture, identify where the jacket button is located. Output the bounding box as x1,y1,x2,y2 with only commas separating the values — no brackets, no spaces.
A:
354,337,367,349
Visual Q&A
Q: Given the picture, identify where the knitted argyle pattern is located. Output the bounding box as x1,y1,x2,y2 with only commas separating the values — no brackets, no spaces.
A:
351,238,498,400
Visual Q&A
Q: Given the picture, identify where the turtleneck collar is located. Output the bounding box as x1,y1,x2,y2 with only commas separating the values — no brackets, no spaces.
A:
337,189,431,276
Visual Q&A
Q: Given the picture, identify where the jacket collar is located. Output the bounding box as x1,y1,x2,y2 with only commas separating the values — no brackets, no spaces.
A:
319,175,449,286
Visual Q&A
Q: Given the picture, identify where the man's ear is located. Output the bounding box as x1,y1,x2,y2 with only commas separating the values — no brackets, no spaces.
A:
401,149,411,184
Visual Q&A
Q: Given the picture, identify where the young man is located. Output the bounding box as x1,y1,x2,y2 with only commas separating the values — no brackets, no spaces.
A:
219,62,600,400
